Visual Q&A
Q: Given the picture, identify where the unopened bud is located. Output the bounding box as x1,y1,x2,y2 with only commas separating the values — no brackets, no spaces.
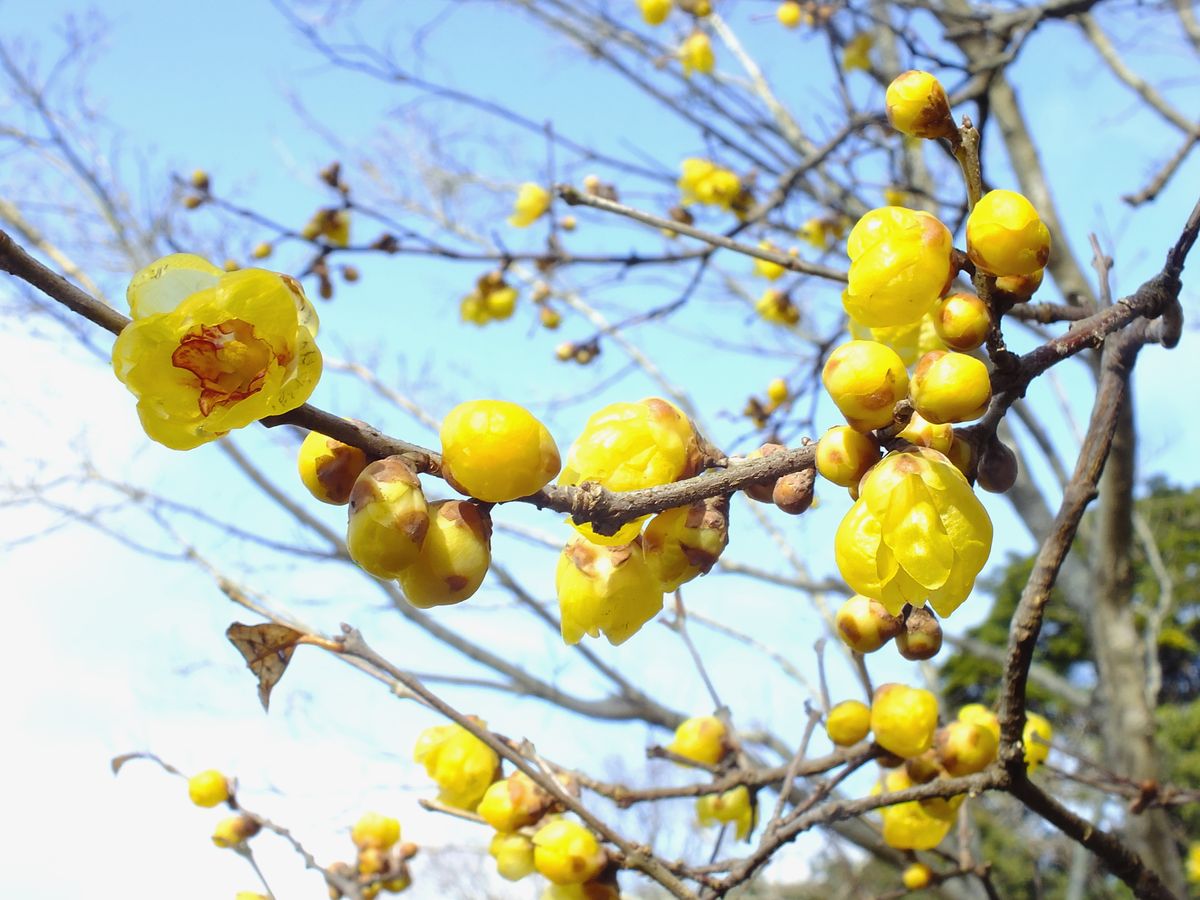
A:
772,466,815,515
977,436,1018,493
742,442,784,503
836,594,902,653
896,605,943,660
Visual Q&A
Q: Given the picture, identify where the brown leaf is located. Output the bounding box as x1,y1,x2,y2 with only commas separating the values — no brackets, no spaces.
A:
227,622,304,711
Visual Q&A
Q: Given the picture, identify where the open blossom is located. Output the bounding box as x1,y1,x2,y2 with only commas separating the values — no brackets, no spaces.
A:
508,182,551,228
677,158,742,211
112,254,321,450
835,448,992,617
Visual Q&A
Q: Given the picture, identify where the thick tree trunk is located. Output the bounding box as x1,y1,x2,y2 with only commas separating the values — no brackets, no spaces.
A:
1088,393,1186,896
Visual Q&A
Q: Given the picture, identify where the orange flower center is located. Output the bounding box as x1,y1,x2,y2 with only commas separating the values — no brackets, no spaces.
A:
172,318,272,416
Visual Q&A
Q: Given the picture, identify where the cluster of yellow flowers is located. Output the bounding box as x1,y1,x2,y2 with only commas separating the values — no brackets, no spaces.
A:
667,716,757,840
814,690,1053,851
412,722,616,895
460,270,520,325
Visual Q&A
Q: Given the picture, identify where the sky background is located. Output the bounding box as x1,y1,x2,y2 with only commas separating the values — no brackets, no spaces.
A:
0,0,1198,897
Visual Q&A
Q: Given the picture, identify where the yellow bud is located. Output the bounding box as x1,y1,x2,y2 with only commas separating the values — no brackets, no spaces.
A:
896,605,943,660
441,399,561,502
489,832,536,881
936,720,997,776
933,292,990,352
776,1,805,28
250,242,272,260
896,412,954,455
826,700,871,746
966,190,1051,277
190,169,210,190
902,862,934,890
1023,711,1053,771
822,340,908,432
911,350,992,424
842,32,874,72
766,377,789,405
187,770,231,808
212,815,260,848
885,70,954,140
995,267,1044,300
556,538,664,645
532,819,606,885
346,458,429,578
816,426,881,487
638,0,672,26
351,812,401,850
957,704,1000,744
477,771,555,832
298,429,369,505
871,683,939,758
835,594,902,652
667,715,729,766
485,286,518,320
753,241,787,281
755,288,800,326
643,499,729,591
398,500,492,608
678,158,741,210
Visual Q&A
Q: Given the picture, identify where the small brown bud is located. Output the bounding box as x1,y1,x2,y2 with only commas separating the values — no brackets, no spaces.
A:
742,442,784,503
772,467,815,515
896,605,943,660
905,749,942,784
182,194,204,210
977,436,1018,493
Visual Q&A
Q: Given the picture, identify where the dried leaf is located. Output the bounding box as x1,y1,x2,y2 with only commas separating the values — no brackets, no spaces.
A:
227,622,304,711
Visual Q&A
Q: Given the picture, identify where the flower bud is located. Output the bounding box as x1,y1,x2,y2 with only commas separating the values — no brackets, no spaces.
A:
755,288,800,326
766,377,789,406
485,286,518,320
1023,711,1053,771
904,749,942,784
933,292,991,352
212,815,260,848
398,500,491,608
742,442,784,502
995,267,1044,301
822,340,909,432
351,812,401,851
346,458,429,578
189,169,210,191
871,684,939,759
967,190,1051,277
643,498,729,591
532,819,606,885
489,832,536,882
895,412,953,455
251,242,272,260
911,351,991,425
477,771,555,833
776,1,806,28
885,71,954,140
936,721,998,777
835,594,902,653
680,31,715,77
187,770,231,807
826,700,871,746
509,183,551,228
772,467,815,515
976,436,1018,494
441,399,561,503
896,605,943,660
957,704,1000,744
556,538,664,645
298,429,369,505
945,434,976,480
903,863,933,890
667,715,729,766
816,426,881,487
357,846,386,876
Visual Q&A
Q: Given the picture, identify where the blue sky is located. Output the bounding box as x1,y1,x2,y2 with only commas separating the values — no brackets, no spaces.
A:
1,1,1198,897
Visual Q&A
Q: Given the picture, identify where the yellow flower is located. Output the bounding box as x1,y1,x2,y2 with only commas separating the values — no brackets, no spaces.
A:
842,32,874,72
902,863,933,890
477,771,554,833
559,398,701,544
351,812,401,851
212,815,260,848
642,500,728,592
876,769,953,850
871,683,939,758
696,785,755,840
680,31,715,77
1186,842,1200,883
821,340,909,432
301,208,350,246
956,704,1000,744
397,499,492,608
776,2,807,28
678,158,741,210
556,537,664,645
842,207,954,328
826,700,871,746
441,399,561,502
882,187,910,207
297,428,368,505
835,448,992,617
911,350,992,425
966,189,1051,277
638,0,672,25
413,721,500,810
509,183,551,228
112,254,321,450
